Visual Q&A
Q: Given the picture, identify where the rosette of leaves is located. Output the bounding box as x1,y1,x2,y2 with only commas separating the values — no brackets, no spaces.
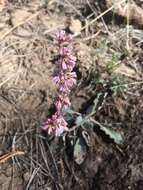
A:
65,90,123,165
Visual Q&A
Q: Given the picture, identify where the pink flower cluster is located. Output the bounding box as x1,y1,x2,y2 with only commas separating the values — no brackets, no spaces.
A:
43,30,77,136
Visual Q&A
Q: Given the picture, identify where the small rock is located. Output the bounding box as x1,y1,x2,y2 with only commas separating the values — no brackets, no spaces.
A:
23,172,31,182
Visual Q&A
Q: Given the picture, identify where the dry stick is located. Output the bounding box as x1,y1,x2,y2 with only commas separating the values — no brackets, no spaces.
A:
0,12,39,41
0,151,24,164
12,132,21,169
126,0,130,51
82,30,101,41
46,140,60,181
26,167,40,190
39,140,53,177
74,0,126,37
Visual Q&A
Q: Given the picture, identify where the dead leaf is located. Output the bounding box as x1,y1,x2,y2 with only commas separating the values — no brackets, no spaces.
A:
115,64,137,78
12,9,33,26
114,97,126,116
69,17,82,35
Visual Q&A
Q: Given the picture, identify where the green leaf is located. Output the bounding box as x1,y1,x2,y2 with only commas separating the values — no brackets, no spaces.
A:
41,0,49,7
100,125,123,145
64,108,75,114
93,92,108,112
86,92,108,117
75,115,83,126
74,136,87,165
64,109,75,124
81,131,90,147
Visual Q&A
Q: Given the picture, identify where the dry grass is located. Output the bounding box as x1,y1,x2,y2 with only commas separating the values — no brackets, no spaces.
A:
0,0,143,190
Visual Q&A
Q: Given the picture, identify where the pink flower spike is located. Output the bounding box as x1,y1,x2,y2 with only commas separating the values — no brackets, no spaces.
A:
55,95,71,111
63,96,71,109
61,54,77,71
53,75,60,85
60,47,72,57
55,30,73,44
55,99,62,111
43,112,68,136
43,30,76,136
53,72,77,93
61,61,67,70
55,30,66,43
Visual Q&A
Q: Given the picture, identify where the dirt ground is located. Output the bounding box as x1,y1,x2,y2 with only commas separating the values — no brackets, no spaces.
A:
0,0,143,190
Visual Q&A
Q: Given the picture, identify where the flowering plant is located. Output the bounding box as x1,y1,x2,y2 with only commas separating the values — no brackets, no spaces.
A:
43,30,77,136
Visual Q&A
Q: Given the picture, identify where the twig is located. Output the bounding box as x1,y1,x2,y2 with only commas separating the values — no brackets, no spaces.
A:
0,151,24,164
46,140,60,181
74,0,126,37
26,167,40,190
82,31,101,41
